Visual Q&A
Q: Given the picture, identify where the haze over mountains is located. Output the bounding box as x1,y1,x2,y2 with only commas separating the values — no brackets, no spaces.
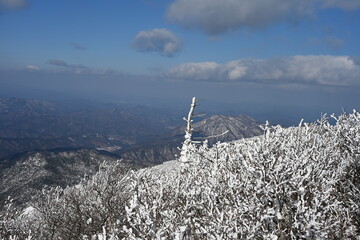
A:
120,114,263,166
0,97,182,160
0,96,264,206
0,97,263,161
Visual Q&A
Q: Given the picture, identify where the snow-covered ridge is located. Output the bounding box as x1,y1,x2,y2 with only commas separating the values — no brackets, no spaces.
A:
125,111,360,239
1,111,359,239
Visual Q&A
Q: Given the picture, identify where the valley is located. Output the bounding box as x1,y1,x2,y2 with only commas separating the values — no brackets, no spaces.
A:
0,97,263,207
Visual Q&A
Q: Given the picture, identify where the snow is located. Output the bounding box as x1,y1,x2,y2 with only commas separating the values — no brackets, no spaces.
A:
2,110,360,239
21,206,35,216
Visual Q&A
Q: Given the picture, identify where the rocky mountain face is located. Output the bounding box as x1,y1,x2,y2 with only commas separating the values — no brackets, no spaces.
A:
119,115,263,166
0,149,129,206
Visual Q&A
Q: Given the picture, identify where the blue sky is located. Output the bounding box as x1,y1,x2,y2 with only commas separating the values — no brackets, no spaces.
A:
1,0,360,124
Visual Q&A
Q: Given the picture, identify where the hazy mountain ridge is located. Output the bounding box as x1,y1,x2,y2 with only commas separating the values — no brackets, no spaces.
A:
0,97,182,159
0,98,264,209
0,97,167,139
0,97,56,114
183,114,263,144
0,97,263,167
119,114,263,166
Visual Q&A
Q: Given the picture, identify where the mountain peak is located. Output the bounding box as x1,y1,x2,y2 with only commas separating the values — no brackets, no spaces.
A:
191,114,262,144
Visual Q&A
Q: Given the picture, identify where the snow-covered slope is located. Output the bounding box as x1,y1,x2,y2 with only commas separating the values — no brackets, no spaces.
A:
124,111,360,239
1,111,359,239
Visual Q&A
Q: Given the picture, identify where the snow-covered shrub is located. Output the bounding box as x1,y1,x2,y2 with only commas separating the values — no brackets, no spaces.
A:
1,161,133,240
1,110,359,239
124,111,360,239
0,197,38,240
47,161,131,239
0,198,18,238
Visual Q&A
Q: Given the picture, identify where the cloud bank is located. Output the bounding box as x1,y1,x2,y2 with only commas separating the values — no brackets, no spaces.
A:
165,55,360,87
46,59,118,76
47,59,92,74
167,0,360,35
132,28,182,57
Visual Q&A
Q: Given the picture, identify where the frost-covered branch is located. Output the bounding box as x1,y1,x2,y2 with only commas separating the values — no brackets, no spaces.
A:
2,110,360,239
179,97,198,164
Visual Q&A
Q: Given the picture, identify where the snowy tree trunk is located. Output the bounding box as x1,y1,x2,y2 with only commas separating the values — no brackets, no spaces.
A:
179,97,197,164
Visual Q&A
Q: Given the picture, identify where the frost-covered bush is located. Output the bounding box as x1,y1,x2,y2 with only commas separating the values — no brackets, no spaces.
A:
0,198,19,238
1,111,359,239
0,161,133,240
0,197,37,240
37,161,133,239
124,111,360,239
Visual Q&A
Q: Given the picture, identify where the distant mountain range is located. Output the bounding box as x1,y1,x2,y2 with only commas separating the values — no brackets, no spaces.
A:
0,97,181,160
118,114,263,166
177,114,263,144
0,97,263,164
0,97,264,206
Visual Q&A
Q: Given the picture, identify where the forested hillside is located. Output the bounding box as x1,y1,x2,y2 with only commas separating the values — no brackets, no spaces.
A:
0,149,126,206
1,110,359,239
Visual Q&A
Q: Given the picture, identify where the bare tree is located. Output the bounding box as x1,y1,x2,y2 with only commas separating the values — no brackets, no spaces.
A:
179,97,198,164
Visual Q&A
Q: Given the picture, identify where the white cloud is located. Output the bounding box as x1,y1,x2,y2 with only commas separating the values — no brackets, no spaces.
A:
24,65,40,71
165,55,360,87
132,28,182,57
167,0,360,35
223,61,248,80
166,62,219,80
